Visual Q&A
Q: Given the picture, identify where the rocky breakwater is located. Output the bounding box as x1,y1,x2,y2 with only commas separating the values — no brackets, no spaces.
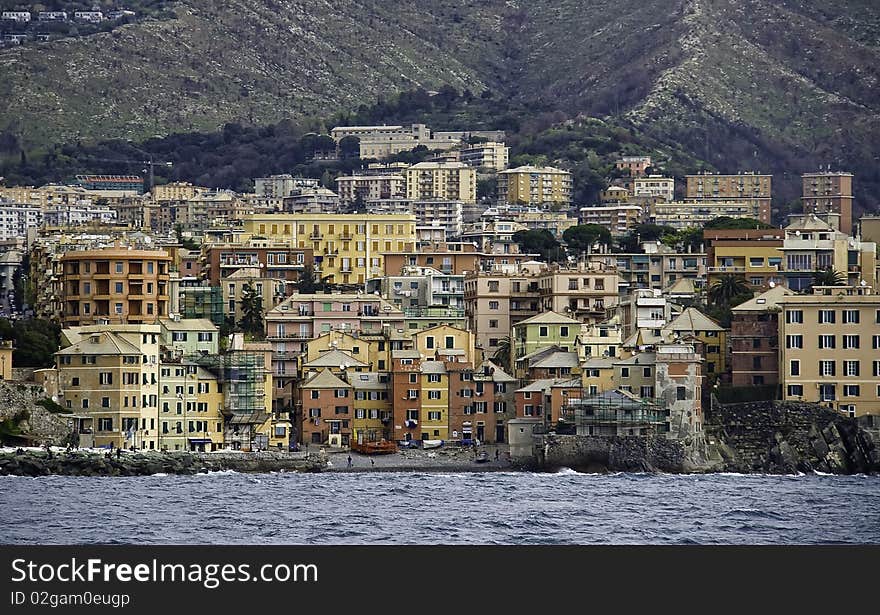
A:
523,434,716,473
0,449,327,477
706,401,880,474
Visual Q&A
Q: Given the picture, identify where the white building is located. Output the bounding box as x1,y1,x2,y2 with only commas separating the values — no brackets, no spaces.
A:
254,175,320,198
633,175,675,202
74,11,103,22
0,202,43,240
43,204,117,227
459,141,509,171
1,12,32,22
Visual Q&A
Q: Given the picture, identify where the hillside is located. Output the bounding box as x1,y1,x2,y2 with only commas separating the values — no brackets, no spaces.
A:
2,0,880,211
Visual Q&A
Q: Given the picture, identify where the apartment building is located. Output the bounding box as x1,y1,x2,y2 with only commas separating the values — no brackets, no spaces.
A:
650,200,769,229
368,266,466,331
615,156,652,177
58,245,171,326
335,173,406,206
497,165,572,207
151,182,206,202
512,311,581,365
730,286,793,387
0,202,42,240
254,175,320,198
779,285,880,416
55,324,161,450
459,219,528,254
222,267,286,325
703,228,784,291
448,360,516,444
802,171,854,235
685,172,772,225
661,307,727,382
157,361,225,452
535,262,619,319
633,175,675,202
242,213,417,287
331,124,504,159
780,214,877,291
579,205,644,236
200,238,313,289
405,162,477,203
458,141,509,171
599,245,706,292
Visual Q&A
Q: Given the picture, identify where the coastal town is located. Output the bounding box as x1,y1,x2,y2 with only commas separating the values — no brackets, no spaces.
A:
0,120,878,471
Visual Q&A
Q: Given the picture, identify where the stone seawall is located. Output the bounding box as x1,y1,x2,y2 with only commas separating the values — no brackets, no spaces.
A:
520,433,715,473
0,450,326,476
705,401,880,474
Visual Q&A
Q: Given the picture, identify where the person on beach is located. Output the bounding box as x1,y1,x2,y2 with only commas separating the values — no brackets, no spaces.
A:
370,458,375,468
347,455,352,468
495,448,499,461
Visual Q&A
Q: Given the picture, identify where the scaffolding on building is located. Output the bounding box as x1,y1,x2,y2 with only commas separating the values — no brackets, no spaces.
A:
189,349,269,451
560,389,667,435
180,285,224,325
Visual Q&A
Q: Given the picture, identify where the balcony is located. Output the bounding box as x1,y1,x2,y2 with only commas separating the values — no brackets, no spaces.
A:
309,232,324,240
267,332,313,341
707,266,746,273
404,307,465,319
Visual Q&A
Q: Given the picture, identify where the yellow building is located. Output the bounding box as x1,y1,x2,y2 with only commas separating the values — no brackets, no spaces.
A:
661,307,727,382
55,331,151,449
413,325,476,364
498,165,573,206
152,182,205,202
581,358,615,394
405,162,477,203
242,213,417,286
704,229,784,291
221,267,286,326
351,372,392,444
419,360,449,441
158,362,225,452
779,285,880,417
305,330,391,373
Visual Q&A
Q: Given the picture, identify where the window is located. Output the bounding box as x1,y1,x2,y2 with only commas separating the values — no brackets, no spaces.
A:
753,376,765,385
786,310,803,324
409,373,418,384
621,367,630,378
785,335,803,349
425,336,435,349
819,384,836,402
843,385,860,397
568,279,578,290
355,409,366,419
676,386,687,400
842,310,859,324
753,356,762,370
844,360,860,377
115,262,124,273
334,389,348,398
101,397,110,408
114,282,123,293
114,303,123,315
99,372,113,385
640,386,654,398
445,336,454,349
98,418,112,431
874,361,880,377
818,310,835,324
524,404,535,416
427,411,441,421
819,360,835,377
407,389,418,399
843,335,860,349
488,281,499,292
818,335,835,349
334,406,348,415
427,390,441,400
560,326,569,337
642,367,651,378
752,338,761,349
539,326,548,337
787,384,803,397
790,360,800,376
309,408,321,418
489,320,498,329
310,391,319,399
428,374,441,383
488,301,499,310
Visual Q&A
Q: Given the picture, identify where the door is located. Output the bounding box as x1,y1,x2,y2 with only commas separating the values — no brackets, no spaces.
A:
495,424,505,443
476,425,485,441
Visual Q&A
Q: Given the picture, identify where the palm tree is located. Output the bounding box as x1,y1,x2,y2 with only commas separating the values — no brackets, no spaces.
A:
708,274,751,306
812,267,846,287
491,336,512,371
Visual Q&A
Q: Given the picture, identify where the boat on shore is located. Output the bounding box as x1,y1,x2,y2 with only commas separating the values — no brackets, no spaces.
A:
474,451,490,463
422,439,444,449
350,439,397,455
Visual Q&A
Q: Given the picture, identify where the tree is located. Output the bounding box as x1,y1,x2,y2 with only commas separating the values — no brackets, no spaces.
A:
708,274,751,306
512,229,563,262
704,216,774,230
338,136,360,160
491,337,512,372
238,283,264,338
562,224,612,256
812,268,846,287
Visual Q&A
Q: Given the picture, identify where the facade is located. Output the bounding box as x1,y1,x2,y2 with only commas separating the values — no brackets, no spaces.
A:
368,266,466,332
579,205,644,236
254,175,320,198
650,200,769,229
779,285,880,417
513,311,581,365
242,213,417,287
200,238,313,288
615,156,652,177
661,307,727,383
497,166,572,207
685,172,772,225
780,215,877,292
59,246,172,326
0,202,42,240
404,162,477,203
152,182,204,202
632,176,674,202
802,171,853,235
703,228,784,291
221,268,285,326
458,142,509,171
331,124,503,159
730,286,793,387
335,173,406,206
